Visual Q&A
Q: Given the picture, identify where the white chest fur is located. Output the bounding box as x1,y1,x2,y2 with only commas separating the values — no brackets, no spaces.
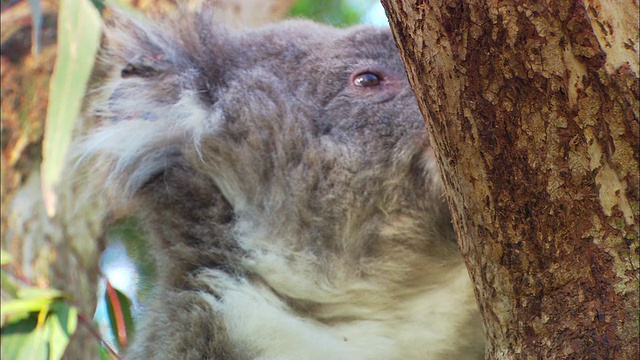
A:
200,260,481,360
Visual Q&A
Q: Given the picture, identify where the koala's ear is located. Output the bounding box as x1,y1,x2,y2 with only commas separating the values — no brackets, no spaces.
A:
74,9,220,206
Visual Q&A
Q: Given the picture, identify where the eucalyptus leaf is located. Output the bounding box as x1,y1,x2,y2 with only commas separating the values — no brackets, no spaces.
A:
17,287,63,300
0,305,31,328
41,0,102,216
0,271,19,299
1,298,53,318
47,302,78,360
105,282,135,351
1,249,14,265
99,345,114,360
1,315,48,360
51,301,78,334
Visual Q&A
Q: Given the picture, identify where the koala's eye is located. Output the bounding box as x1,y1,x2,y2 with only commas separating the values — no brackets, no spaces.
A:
353,72,381,87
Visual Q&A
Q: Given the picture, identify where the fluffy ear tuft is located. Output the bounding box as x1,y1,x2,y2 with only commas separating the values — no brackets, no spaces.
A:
72,8,222,208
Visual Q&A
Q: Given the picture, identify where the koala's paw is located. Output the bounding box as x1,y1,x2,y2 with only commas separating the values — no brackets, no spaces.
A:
191,270,366,360
191,269,245,303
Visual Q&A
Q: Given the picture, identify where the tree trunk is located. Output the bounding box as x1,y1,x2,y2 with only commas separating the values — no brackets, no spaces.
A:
381,1,638,359
1,1,295,359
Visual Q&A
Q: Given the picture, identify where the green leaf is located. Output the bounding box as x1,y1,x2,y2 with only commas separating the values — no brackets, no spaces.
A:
99,345,114,360
1,298,54,319
47,302,78,360
104,282,135,351
1,314,48,360
0,301,78,360
0,271,19,299
289,0,374,26
90,0,106,13
1,249,14,265
0,304,31,328
41,0,102,216
108,219,157,300
52,301,78,335
17,287,63,300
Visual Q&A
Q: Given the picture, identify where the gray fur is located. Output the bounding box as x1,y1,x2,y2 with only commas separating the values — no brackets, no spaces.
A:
77,7,484,360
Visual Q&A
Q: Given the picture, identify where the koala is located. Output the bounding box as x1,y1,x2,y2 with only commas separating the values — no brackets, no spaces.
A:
76,6,484,360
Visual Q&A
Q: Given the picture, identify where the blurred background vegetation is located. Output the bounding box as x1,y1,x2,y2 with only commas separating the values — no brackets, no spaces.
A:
1,0,385,358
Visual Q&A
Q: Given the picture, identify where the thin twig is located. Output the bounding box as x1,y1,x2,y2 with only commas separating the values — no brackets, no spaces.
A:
78,314,122,360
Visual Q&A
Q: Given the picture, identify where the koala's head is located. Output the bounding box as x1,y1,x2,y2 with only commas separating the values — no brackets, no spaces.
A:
79,8,458,295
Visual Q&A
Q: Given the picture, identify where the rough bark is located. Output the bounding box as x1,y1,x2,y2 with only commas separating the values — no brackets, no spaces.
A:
1,1,295,359
381,1,638,359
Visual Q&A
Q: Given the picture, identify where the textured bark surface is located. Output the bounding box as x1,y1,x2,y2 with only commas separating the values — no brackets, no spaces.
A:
1,1,295,359
381,1,638,359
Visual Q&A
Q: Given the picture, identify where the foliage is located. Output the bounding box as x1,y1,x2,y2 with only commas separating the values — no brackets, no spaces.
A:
290,0,377,26
1,0,107,358
107,218,157,302
1,250,78,360
41,0,101,216
103,281,135,352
